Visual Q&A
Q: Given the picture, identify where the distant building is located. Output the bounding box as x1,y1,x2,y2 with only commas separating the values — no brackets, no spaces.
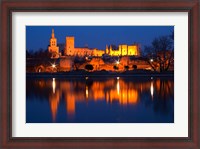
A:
48,29,140,58
59,57,74,72
26,29,153,73
106,44,140,56
64,36,105,57
48,29,60,58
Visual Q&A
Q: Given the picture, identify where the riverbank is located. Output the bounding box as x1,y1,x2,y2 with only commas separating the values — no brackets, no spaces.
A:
26,70,174,78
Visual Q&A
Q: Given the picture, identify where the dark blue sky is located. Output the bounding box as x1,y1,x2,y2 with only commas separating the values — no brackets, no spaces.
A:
26,26,173,51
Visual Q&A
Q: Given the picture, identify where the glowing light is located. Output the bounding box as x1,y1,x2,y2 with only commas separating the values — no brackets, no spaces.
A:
86,86,89,98
117,80,120,95
85,76,88,80
151,77,153,80
52,64,56,68
150,82,154,98
117,77,120,80
116,61,120,65
52,78,56,93
150,59,153,62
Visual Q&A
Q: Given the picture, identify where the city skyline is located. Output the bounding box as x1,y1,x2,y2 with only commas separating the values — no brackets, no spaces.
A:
26,26,174,123
26,26,174,52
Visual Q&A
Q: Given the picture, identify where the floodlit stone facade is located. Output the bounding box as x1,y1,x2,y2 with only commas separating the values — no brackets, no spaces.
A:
27,29,152,73
106,44,140,56
48,29,140,58
64,36,105,57
48,29,60,58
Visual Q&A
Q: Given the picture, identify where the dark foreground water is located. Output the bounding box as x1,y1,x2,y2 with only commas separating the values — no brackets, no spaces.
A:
26,76,174,123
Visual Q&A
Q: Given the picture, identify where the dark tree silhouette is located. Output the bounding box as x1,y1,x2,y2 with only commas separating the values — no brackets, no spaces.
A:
113,65,119,71
74,56,86,70
26,50,31,58
132,65,137,70
144,34,174,72
57,43,65,55
26,49,51,59
124,65,129,71
85,64,94,71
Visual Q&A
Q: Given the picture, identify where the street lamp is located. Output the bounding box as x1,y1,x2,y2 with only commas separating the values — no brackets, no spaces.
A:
51,63,57,72
150,59,153,62
52,64,56,68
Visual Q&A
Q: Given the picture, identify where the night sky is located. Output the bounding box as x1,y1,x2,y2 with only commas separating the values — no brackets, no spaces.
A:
26,26,174,52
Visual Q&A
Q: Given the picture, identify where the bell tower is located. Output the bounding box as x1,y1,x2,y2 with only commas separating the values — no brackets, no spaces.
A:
65,36,75,56
48,29,59,58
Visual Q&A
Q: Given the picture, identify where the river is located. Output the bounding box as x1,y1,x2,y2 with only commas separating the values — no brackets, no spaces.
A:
26,76,174,123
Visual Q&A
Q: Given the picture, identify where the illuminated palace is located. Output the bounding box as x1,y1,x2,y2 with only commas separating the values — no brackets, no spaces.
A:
48,29,140,58
105,44,140,56
65,36,105,57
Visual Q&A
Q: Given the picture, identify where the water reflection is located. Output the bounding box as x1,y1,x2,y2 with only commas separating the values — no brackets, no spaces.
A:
150,81,154,99
26,77,174,123
52,78,56,94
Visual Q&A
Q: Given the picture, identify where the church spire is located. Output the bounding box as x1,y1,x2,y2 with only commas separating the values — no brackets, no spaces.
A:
48,28,59,58
106,45,109,54
51,28,55,38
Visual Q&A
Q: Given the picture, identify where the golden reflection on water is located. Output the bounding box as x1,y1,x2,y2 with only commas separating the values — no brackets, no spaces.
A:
85,85,89,99
150,81,154,99
65,94,75,119
29,77,174,121
117,77,120,95
52,78,56,94
49,90,59,121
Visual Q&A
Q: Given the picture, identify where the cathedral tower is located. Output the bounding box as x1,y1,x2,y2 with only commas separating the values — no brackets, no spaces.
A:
106,45,109,54
48,29,59,58
65,37,75,56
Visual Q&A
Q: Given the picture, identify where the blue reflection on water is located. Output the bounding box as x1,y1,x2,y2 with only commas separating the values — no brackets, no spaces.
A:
26,77,174,123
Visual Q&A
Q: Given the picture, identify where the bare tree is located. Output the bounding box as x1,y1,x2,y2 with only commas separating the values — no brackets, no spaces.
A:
144,34,174,72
